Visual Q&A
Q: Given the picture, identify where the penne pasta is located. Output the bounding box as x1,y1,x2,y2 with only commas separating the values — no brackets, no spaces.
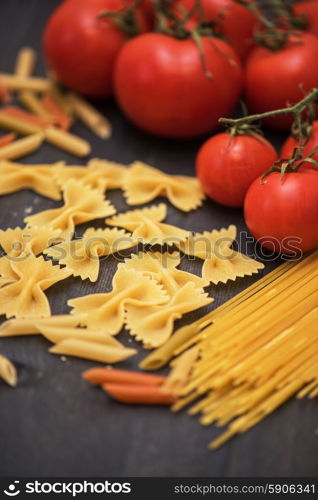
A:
67,92,111,139
15,47,36,77
0,133,44,160
48,84,74,116
0,110,42,135
83,367,166,386
42,94,72,131
0,73,50,92
0,354,17,387
40,326,123,347
18,90,53,120
0,315,84,337
0,132,16,147
49,338,137,363
44,127,91,157
2,106,52,128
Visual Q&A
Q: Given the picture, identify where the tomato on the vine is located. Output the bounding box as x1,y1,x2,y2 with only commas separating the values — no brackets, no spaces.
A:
281,120,318,164
245,32,318,131
293,0,318,35
43,0,149,98
114,33,243,138
244,169,318,254
174,0,257,60
196,132,278,207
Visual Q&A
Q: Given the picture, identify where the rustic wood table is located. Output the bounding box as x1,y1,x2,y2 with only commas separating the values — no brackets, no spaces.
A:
0,0,317,478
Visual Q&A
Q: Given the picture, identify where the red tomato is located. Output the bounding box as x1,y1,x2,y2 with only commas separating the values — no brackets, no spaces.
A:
114,33,243,138
245,32,318,131
43,0,148,98
293,0,318,35
244,169,318,254
174,0,257,60
196,133,278,207
281,120,318,164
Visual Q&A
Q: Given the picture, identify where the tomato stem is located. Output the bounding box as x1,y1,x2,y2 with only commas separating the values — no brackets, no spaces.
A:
234,0,301,51
261,145,318,183
220,88,318,128
99,0,143,38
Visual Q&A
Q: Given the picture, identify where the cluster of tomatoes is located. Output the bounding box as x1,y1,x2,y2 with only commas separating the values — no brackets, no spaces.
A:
43,0,318,255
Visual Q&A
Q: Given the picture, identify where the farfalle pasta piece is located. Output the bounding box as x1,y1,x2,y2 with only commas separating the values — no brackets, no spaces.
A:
123,161,205,212
106,204,190,246
202,247,265,285
25,179,116,237
44,227,136,282
0,160,63,200
68,267,168,334
0,256,19,287
0,255,71,318
177,225,237,259
52,164,109,192
122,252,209,296
177,225,264,284
88,158,128,189
125,282,213,348
0,226,62,258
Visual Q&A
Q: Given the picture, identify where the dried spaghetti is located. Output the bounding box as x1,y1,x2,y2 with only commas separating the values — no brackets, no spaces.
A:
168,251,318,449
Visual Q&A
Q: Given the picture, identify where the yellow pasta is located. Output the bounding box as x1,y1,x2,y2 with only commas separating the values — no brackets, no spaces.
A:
67,92,112,139
68,267,168,334
15,47,37,77
167,251,318,449
139,310,215,370
162,346,199,396
0,354,17,387
0,160,62,199
122,251,209,295
52,164,108,192
41,326,122,346
25,180,116,237
0,73,50,92
177,225,264,284
125,282,213,348
0,111,42,135
0,255,71,318
49,338,136,363
87,159,128,189
44,127,91,157
0,133,44,161
44,227,136,282
0,226,62,258
0,314,84,337
18,90,52,120
106,204,190,246
123,161,205,212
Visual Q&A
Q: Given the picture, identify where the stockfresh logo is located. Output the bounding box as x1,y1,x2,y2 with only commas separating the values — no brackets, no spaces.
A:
3,481,20,496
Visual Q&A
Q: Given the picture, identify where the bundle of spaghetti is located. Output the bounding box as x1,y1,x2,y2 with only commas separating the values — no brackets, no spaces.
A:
170,251,318,449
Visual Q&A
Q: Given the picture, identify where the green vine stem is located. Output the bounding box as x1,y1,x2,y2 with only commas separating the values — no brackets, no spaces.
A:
99,0,143,38
261,145,318,183
234,0,296,50
219,88,318,146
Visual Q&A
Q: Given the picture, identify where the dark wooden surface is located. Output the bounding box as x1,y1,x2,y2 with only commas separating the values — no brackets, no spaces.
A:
0,0,317,478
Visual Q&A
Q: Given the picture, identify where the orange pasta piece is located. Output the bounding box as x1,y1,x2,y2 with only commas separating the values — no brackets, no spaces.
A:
102,383,176,405
3,106,51,128
83,367,166,386
0,81,10,103
0,133,16,147
41,94,71,131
